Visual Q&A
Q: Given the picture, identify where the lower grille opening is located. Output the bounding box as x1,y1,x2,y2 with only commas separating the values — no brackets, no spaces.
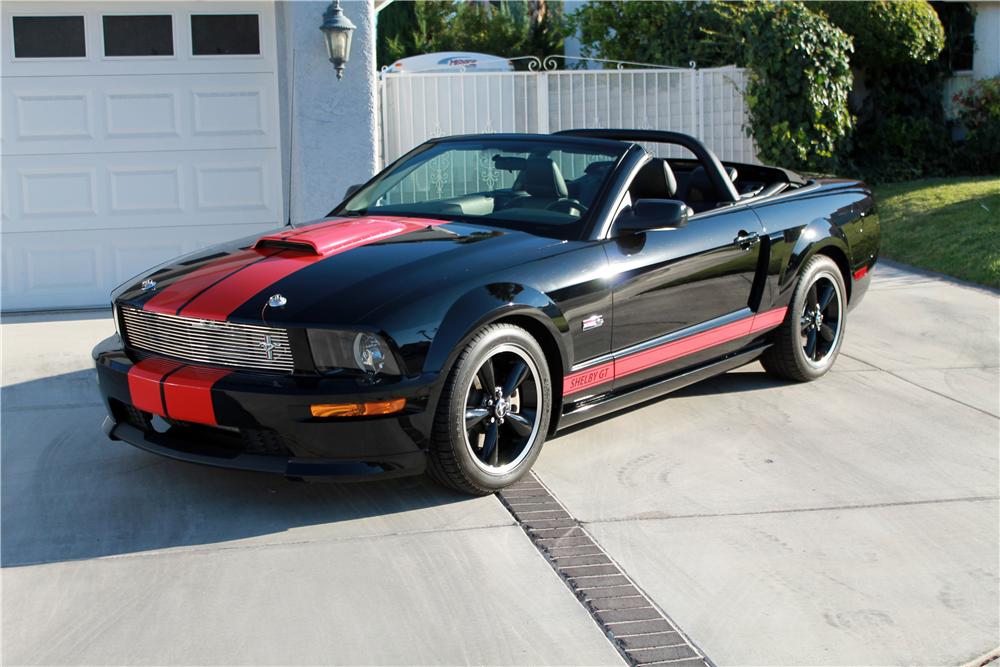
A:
110,399,292,458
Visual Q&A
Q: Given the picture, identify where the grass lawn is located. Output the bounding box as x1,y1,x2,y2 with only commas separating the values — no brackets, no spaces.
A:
872,177,1000,289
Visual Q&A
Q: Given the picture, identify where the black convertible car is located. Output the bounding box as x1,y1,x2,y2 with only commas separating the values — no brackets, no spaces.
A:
94,129,879,494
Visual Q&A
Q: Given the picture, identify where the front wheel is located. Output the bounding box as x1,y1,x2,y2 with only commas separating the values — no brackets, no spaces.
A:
761,254,847,382
427,323,552,495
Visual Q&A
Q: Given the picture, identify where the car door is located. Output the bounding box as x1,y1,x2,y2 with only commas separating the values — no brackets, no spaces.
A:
605,205,766,391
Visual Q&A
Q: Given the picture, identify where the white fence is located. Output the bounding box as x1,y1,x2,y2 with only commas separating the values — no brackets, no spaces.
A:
379,65,758,167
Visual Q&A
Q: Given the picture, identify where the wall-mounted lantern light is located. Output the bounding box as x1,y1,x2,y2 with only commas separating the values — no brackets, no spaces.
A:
319,0,356,80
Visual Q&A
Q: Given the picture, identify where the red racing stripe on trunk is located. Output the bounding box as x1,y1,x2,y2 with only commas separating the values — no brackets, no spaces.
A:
143,248,276,315
127,358,184,416
162,366,231,425
181,217,445,320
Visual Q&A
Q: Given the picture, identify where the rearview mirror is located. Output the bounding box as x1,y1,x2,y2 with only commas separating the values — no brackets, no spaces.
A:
613,199,690,236
343,183,363,200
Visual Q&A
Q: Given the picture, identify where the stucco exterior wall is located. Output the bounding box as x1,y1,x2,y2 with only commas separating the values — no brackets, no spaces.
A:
276,0,378,224
973,1,1000,80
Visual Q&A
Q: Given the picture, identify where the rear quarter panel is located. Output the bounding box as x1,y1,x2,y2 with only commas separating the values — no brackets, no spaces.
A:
751,180,879,310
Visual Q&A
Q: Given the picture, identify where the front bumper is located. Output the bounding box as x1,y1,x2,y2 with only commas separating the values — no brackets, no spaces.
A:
93,335,441,480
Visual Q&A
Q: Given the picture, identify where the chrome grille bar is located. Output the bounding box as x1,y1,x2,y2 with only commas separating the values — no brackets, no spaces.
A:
120,306,293,373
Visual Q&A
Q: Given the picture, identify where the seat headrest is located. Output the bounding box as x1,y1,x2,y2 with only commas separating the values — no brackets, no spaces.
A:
631,158,677,199
585,160,614,176
515,158,568,198
684,165,715,202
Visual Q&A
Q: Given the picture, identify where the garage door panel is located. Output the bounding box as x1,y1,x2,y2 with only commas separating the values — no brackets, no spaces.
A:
1,1,282,310
3,73,277,155
2,2,277,78
4,149,281,233
2,223,277,310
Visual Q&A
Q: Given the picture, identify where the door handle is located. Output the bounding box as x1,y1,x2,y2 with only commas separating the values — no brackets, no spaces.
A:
734,231,760,249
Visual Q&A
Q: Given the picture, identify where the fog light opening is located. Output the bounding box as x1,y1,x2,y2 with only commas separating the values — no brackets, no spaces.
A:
310,398,406,418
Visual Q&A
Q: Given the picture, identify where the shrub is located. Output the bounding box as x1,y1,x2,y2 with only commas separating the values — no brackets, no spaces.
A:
953,77,1000,173
738,3,854,171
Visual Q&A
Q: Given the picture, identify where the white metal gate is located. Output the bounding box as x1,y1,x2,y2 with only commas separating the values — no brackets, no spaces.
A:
380,65,757,166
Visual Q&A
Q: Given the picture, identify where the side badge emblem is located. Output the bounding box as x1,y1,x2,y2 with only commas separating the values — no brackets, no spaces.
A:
582,314,604,331
267,293,288,308
141,279,157,292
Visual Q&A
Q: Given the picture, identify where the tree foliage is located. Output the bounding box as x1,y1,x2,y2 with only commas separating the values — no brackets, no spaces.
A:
377,1,563,69
569,1,747,68
812,1,945,71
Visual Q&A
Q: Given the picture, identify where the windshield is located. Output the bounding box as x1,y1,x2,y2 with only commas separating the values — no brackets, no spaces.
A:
336,138,627,240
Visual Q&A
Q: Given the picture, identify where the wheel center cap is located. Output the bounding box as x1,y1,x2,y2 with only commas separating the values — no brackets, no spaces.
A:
494,396,510,420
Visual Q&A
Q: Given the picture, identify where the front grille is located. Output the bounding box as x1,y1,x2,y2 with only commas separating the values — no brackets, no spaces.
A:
120,306,294,373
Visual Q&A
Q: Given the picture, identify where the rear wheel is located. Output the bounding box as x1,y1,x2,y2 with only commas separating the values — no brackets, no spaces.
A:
427,323,551,495
761,254,847,382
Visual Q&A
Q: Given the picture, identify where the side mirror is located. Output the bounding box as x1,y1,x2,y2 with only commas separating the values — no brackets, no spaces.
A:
614,199,690,236
343,183,363,200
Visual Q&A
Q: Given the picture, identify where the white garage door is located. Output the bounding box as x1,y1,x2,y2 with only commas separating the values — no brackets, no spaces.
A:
1,1,282,310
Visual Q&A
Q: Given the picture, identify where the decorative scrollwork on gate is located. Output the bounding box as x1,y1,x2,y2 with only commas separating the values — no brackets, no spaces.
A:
508,54,695,71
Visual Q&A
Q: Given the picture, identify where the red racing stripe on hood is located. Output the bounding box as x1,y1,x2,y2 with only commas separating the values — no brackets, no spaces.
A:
179,216,445,320
256,217,433,255
142,248,278,315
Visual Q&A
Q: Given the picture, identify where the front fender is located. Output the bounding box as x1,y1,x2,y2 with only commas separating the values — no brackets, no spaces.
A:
425,283,571,378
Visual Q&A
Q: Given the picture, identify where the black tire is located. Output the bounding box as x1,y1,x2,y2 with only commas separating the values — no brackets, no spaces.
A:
761,254,847,382
426,323,552,495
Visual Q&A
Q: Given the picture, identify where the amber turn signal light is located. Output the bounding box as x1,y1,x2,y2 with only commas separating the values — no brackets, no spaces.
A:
310,398,406,418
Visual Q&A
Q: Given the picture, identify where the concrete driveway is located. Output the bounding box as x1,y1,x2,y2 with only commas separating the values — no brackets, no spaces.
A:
3,262,998,666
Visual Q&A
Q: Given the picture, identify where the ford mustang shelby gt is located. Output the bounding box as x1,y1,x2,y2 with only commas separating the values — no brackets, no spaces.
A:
94,129,879,495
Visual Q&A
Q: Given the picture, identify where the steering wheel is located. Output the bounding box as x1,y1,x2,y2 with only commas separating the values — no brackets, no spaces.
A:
545,199,589,215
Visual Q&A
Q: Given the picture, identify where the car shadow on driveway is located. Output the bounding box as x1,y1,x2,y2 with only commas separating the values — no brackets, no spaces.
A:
2,370,478,568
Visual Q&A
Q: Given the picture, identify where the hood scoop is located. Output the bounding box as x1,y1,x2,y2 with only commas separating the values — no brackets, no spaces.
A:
254,238,320,254
253,217,440,257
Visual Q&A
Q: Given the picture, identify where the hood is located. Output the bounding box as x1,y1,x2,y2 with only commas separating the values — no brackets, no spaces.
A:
116,215,568,326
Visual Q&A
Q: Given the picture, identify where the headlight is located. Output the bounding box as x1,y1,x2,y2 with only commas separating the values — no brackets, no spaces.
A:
307,329,401,375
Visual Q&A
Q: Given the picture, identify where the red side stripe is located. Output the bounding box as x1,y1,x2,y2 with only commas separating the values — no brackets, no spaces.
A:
615,317,753,378
563,307,789,398
181,216,446,321
750,306,788,333
563,361,615,397
162,366,231,426
143,248,275,315
127,358,183,416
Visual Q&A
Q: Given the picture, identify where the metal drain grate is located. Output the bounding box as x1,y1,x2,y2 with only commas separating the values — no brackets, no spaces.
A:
498,473,713,667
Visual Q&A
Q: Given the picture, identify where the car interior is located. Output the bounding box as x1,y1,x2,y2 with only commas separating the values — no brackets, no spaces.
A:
492,151,807,219
340,137,809,238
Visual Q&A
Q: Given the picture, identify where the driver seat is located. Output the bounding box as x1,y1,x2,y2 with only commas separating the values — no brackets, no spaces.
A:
504,158,569,209
629,158,678,200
